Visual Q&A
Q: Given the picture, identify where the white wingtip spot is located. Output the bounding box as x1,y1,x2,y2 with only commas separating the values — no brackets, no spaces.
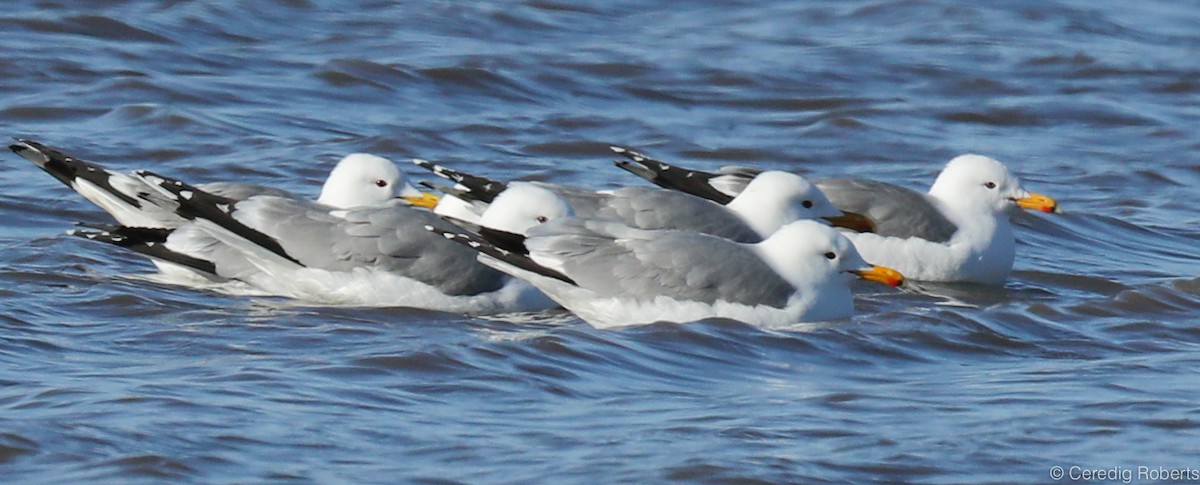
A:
610,146,626,153
180,190,194,200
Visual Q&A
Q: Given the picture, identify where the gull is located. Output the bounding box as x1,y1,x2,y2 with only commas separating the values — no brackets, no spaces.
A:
412,158,874,243
9,138,439,285
612,146,1058,284
120,171,565,312
10,138,438,228
430,184,904,328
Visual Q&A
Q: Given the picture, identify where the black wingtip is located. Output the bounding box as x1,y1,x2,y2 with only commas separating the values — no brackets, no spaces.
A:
612,158,657,181
71,223,218,275
12,140,147,209
420,180,474,199
410,160,508,203
426,225,576,285
610,145,655,163
411,158,456,180
9,138,44,161
75,221,121,232
437,214,483,233
137,171,304,267
609,150,735,205
9,138,51,158
435,214,529,256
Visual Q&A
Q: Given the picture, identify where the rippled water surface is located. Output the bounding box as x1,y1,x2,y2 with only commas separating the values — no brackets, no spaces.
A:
2,1,1199,483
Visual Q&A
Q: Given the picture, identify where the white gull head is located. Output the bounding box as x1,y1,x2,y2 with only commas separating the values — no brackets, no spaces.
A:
317,153,422,208
756,220,872,290
479,182,575,235
725,171,842,237
754,220,901,320
928,154,1033,216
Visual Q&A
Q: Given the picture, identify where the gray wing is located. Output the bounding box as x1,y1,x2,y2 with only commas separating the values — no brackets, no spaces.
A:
530,182,761,242
535,182,610,216
596,187,761,242
136,172,510,297
526,220,793,307
197,182,300,201
231,197,509,296
814,178,958,242
220,196,356,268
333,205,510,296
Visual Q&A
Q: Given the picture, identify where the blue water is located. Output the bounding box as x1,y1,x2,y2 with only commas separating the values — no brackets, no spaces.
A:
2,1,1199,483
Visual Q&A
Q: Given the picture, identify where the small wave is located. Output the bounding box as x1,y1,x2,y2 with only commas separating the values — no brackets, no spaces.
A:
86,454,197,481
550,61,652,78
314,58,415,91
0,106,107,122
417,65,543,103
1151,76,1200,94
1071,277,1200,318
13,15,175,44
937,108,1039,127
0,433,37,464
352,349,482,375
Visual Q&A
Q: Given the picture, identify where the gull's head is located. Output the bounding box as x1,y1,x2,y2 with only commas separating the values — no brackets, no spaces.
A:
928,154,1057,216
318,153,438,209
758,220,904,291
726,171,851,236
479,182,574,235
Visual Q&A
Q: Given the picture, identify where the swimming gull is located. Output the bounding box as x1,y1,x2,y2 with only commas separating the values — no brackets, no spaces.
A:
413,158,874,243
10,138,438,228
612,146,1058,284
430,185,904,328
9,138,440,285
126,171,561,312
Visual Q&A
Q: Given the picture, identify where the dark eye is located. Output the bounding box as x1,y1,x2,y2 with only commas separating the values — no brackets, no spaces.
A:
374,179,388,187
824,252,836,260
984,182,996,189
536,216,548,223
802,200,814,209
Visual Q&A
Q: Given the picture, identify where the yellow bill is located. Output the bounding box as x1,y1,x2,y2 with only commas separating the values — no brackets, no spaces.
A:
853,265,905,287
1015,192,1058,213
402,192,441,209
